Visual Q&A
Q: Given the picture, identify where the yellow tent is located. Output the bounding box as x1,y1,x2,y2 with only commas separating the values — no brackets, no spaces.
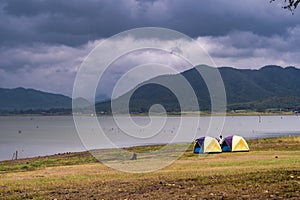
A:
222,135,249,152
194,136,222,153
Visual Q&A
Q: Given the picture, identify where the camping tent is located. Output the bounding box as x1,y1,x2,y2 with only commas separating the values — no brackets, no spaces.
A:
193,136,222,153
221,135,249,152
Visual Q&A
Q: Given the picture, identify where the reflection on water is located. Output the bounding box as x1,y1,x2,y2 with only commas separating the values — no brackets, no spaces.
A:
0,115,299,161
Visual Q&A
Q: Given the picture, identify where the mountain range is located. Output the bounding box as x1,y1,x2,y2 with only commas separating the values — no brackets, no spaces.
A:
96,65,300,113
1,65,300,114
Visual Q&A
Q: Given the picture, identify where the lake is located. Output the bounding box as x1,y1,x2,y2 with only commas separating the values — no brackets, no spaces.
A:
0,115,300,161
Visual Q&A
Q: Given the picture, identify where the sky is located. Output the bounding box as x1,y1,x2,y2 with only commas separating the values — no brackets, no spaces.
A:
0,0,300,97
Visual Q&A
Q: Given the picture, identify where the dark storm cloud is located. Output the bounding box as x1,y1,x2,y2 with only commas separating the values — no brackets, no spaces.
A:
0,0,135,46
1,0,300,96
0,0,299,47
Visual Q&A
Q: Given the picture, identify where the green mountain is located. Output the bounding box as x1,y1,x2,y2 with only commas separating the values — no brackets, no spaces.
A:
0,87,72,112
96,65,300,113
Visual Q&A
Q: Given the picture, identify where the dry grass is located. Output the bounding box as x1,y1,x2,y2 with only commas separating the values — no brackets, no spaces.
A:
0,136,299,199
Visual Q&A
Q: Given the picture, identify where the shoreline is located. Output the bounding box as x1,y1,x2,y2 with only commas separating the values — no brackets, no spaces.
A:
1,135,299,163
1,114,300,162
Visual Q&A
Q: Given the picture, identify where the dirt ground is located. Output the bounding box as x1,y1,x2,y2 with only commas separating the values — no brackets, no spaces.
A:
0,137,299,199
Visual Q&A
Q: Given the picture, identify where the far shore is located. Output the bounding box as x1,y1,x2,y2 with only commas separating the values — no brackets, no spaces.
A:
0,110,298,117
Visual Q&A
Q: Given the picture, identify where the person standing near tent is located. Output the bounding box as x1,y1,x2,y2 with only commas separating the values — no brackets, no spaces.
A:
219,135,225,145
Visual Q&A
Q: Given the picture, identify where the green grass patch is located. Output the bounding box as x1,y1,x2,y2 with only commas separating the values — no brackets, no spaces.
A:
0,152,97,172
248,136,300,151
0,136,299,173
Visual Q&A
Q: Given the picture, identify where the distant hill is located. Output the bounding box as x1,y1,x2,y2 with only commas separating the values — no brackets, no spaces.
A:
0,87,72,112
96,65,300,113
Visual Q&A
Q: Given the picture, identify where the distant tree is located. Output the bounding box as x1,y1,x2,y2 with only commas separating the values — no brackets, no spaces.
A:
271,0,300,13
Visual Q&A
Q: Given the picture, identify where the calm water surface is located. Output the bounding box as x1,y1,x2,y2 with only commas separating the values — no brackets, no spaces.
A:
0,115,299,161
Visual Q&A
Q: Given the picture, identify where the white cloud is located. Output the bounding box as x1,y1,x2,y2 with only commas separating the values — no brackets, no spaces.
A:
72,29,216,100
196,28,300,69
98,49,193,98
0,41,99,96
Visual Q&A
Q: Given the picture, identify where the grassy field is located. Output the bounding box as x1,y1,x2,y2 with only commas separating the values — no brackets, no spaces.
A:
0,136,299,199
